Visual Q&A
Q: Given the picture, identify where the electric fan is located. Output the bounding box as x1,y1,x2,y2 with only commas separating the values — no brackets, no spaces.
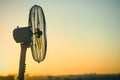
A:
13,5,47,80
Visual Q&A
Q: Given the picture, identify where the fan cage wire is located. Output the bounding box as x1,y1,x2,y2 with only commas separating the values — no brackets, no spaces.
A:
28,5,47,63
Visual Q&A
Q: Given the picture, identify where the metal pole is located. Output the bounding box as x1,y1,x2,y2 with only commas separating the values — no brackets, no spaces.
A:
18,43,27,80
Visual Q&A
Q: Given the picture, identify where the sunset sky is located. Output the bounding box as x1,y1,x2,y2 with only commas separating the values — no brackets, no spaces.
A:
0,0,120,76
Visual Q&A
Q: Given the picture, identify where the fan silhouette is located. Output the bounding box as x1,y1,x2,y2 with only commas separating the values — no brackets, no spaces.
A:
13,5,47,80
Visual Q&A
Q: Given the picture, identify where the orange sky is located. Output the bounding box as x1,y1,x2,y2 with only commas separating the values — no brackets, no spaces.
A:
0,0,120,76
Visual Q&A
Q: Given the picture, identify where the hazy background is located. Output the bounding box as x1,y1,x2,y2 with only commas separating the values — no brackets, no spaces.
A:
0,0,120,76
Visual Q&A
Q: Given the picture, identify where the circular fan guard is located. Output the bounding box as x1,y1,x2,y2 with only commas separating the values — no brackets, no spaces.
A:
29,5,47,63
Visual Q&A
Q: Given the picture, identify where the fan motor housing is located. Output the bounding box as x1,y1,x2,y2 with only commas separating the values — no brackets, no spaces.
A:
13,27,32,43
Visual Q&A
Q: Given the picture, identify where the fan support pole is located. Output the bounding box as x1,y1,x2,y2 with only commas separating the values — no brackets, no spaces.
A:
18,43,28,80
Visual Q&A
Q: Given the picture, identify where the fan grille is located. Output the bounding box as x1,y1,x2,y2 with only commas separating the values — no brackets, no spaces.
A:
28,5,47,63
